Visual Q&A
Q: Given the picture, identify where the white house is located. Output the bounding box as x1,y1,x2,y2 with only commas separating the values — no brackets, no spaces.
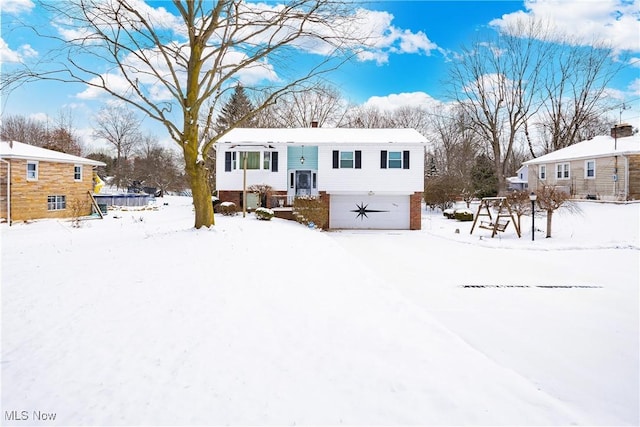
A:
507,165,529,191
215,127,427,230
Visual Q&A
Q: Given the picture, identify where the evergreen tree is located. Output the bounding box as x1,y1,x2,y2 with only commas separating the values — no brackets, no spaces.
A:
471,154,498,199
215,84,257,133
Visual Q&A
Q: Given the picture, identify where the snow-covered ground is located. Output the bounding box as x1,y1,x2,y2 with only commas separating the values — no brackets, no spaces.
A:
1,197,638,426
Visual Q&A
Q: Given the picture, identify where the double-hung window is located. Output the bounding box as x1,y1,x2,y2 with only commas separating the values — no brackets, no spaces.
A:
556,163,570,179
585,160,595,179
380,150,410,169
26,161,38,181
74,165,83,181
539,165,546,180
332,150,361,169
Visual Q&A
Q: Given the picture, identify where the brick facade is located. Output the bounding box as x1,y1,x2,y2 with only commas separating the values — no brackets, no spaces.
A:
1,159,96,222
410,192,423,230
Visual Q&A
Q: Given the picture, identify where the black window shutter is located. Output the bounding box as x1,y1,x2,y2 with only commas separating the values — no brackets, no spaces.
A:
225,152,232,172
332,150,339,169
271,152,278,172
355,151,361,169
380,150,387,169
403,150,410,169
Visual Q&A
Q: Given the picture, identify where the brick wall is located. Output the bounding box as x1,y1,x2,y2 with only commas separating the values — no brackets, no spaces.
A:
410,192,423,230
8,159,96,222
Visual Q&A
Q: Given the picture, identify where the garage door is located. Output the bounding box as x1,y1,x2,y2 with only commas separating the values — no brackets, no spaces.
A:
329,194,410,229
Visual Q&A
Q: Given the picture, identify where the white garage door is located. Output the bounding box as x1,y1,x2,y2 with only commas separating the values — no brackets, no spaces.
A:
329,194,410,229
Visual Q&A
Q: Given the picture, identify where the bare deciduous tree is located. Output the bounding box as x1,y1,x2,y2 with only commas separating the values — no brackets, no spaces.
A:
256,83,349,127
0,111,83,155
447,18,553,192
525,38,622,155
93,105,143,188
133,136,186,194
535,185,579,238
3,0,368,228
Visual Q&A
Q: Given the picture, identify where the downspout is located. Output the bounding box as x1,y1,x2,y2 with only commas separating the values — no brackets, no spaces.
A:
0,158,10,226
624,155,630,200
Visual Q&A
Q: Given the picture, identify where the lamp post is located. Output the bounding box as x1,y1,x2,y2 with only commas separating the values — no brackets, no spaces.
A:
529,192,537,241
242,152,247,218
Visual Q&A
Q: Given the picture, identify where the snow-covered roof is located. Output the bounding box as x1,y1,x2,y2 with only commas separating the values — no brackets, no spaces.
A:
507,176,527,184
217,128,428,145
523,134,640,165
0,140,106,166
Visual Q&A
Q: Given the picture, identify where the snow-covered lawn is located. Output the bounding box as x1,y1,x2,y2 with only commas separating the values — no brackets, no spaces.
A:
1,197,638,426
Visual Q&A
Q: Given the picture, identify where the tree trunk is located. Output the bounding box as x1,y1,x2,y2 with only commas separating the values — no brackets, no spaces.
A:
184,149,215,229
546,209,553,238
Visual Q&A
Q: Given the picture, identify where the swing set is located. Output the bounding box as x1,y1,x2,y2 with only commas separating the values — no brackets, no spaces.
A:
470,197,521,238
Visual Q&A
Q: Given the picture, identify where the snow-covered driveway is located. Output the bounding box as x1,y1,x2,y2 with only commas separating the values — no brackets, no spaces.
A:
2,198,638,425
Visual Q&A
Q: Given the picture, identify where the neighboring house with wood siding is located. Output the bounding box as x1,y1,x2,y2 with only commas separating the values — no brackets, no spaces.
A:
523,124,640,201
215,127,426,230
1,140,106,224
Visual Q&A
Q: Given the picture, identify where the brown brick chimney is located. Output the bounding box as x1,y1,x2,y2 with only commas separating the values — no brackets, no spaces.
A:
311,120,318,128
611,124,633,138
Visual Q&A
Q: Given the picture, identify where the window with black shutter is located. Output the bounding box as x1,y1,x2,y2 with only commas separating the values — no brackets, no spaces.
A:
380,150,387,169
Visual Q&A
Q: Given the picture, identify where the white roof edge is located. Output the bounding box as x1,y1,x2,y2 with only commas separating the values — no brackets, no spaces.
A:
0,140,106,166
217,128,428,145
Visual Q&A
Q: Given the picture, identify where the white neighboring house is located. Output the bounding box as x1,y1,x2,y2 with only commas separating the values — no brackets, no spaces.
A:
507,165,529,191
523,124,640,201
215,127,427,230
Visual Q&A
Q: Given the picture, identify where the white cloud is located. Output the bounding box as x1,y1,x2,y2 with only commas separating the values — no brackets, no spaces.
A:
28,112,51,123
354,9,439,64
361,92,440,112
1,0,34,14
0,37,37,63
76,73,133,100
490,0,640,52
629,78,640,96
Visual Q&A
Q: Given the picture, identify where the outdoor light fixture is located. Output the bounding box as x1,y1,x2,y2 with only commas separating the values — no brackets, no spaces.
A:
529,192,537,241
300,145,305,164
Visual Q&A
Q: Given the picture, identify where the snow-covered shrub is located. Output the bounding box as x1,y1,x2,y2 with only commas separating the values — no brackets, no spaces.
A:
255,207,274,221
219,201,237,216
454,209,474,221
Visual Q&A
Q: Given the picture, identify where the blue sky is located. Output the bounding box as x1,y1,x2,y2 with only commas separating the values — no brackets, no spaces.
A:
1,0,639,150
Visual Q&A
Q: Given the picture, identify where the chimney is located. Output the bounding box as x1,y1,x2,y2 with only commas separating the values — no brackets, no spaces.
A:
311,120,318,128
611,124,633,138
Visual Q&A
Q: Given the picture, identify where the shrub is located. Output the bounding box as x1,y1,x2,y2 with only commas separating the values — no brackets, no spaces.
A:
293,196,328,229
218,201,237,216
255,207,274,221
69,198,89,228
454,209,474,221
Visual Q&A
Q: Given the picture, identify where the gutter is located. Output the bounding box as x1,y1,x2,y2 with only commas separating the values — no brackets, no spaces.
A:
0,158,10,225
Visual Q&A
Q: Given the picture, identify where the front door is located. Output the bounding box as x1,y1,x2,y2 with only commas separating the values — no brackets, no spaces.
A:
295,170,312,196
